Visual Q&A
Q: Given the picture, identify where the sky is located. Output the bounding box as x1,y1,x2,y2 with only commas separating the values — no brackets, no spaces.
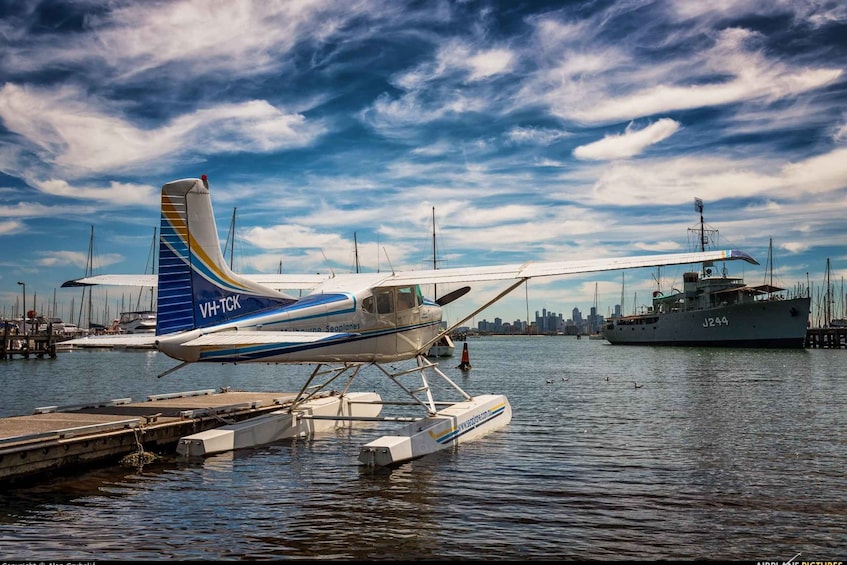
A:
1,0,846,328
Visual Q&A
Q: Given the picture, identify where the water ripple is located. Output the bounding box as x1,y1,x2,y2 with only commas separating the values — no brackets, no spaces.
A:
0,340,844,559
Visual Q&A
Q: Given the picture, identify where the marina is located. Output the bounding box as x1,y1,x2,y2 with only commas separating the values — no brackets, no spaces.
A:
0,339,843,560
2,2,845,560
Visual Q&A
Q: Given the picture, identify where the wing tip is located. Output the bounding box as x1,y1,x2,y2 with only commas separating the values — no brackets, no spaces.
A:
729,249,759,265
61,279,92,288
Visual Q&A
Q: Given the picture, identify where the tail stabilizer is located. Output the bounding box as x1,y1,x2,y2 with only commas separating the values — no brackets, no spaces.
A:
157,176,294,335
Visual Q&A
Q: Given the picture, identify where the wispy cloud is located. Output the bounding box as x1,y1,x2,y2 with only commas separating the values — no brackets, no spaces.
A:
0,0,844,322
573,119,681,160
0,84,326,180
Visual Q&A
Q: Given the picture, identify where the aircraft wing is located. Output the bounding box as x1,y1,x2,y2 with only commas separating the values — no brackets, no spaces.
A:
61,249,756,290
62,334,159,347
62,330,357,350
60,273,331,290
313,248,758,288
61,274,159,287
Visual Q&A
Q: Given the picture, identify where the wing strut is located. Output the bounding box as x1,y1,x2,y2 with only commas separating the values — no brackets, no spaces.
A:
421,278,528,352
157,362,191,379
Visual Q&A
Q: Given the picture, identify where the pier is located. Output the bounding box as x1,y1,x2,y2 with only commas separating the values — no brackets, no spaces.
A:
0,388,321,485
805,327,847,348
1,323,58,359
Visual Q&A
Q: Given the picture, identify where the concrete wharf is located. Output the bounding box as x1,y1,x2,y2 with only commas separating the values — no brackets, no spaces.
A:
0,387,313,485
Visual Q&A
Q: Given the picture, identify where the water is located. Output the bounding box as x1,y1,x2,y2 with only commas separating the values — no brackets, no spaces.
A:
0,338,844,560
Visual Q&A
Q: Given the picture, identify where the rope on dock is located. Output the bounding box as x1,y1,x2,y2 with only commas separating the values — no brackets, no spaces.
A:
120,427,158,468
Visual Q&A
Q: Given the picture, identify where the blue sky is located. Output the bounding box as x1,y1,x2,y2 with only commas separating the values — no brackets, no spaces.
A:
1,0,845,327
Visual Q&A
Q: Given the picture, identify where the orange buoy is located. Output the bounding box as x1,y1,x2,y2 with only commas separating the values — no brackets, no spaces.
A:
456,342,472,371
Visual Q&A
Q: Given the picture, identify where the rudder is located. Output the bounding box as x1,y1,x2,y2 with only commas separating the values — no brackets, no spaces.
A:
156,176,294,335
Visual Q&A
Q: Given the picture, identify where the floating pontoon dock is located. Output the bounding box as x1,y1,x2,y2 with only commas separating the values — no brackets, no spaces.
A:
0,388,329,484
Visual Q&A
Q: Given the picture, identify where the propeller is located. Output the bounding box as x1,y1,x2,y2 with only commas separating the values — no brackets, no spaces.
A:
435,286,470,306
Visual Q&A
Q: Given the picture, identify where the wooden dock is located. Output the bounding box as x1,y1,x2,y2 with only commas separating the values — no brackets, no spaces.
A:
0,388,320,485
1,323,58,359
805,327,847,348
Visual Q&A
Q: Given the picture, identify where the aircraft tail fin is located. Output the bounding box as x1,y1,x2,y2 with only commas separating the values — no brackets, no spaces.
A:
156,176,294,335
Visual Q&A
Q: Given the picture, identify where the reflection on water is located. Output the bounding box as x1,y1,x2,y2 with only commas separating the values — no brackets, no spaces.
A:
0,340,844,560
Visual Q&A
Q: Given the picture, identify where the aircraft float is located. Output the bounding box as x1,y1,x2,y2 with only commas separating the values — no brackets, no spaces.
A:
63,175,757,466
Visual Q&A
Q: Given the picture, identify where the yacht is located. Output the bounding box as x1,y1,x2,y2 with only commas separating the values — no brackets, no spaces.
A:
118,310,157,334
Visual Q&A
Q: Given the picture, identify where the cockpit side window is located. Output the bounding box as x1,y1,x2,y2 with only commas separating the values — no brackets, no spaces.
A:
397,286,417,311
362,294,375,314
376,290,394,314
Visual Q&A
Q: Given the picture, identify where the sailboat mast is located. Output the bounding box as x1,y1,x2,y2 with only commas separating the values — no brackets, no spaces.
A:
151,226,157,310
137,226,158,311
592,282,598,334
354,232,360,273
227,207,237,269
825,258,832,327
432,206,438,299
77,224,95,329
620,272,625,317
765,237,779,299
86,225,94,329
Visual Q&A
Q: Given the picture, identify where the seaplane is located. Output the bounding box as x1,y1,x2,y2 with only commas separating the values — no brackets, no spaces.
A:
62,175,758,466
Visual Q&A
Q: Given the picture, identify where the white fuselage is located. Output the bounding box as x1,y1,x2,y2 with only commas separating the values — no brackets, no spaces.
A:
156,286,444,364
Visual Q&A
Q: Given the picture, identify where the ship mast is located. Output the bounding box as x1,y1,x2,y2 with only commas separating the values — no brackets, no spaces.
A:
696,197,709,277
691,198,720,277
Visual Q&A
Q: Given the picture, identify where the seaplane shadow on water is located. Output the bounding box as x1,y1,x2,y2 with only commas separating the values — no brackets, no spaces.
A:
62,175,758,467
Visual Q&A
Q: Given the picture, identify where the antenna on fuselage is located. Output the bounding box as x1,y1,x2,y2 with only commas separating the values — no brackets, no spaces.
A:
320,249,336,277
382,247,395,275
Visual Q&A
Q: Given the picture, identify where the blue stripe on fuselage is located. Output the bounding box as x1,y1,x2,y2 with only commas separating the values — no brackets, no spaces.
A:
194,320,439,362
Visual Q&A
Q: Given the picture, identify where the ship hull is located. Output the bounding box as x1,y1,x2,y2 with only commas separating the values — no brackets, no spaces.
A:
602,297,810,349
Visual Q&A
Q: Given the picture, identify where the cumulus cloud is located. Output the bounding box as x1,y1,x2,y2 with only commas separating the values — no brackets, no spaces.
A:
573,119,681,160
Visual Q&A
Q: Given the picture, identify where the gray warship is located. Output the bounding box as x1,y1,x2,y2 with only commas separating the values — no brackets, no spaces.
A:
602,199,811,349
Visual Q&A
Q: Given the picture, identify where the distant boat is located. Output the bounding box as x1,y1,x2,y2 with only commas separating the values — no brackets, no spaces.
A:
426,206,456,358
602,199,811,348
587,282,606,340
118,310,157,334
427,334,456,358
